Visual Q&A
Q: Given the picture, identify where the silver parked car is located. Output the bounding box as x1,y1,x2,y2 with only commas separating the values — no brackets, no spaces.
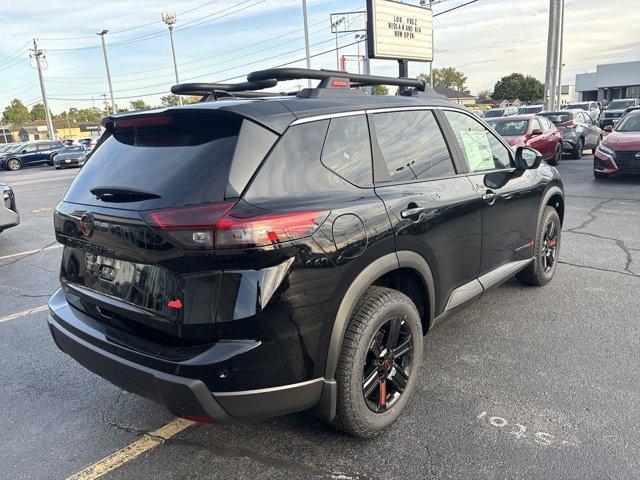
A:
539,109,603,159
600,98,640,129
565,101,601,122
519,104,544,114
0,183,19,233
53,145,87,169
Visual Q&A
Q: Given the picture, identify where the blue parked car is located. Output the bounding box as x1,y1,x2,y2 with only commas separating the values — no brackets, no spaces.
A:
0,140,63,171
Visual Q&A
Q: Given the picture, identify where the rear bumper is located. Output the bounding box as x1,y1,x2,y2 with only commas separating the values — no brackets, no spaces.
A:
48,288,331,422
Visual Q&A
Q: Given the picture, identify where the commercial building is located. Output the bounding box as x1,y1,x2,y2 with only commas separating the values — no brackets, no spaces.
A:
575,60,640,102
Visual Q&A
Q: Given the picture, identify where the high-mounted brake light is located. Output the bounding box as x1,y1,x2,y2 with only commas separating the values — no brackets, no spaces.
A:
142,202,328,250
114,116,172,129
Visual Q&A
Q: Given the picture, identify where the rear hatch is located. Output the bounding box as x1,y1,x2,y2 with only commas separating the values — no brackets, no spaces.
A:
55,108,278,343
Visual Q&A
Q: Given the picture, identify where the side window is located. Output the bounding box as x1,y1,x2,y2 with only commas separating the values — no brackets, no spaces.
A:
245,120,355,201
321,115,372,187
23,144,37,153
37,142,52,151
540,117,552,130
373,110,455,182
530,118,542,132
444,110,511,172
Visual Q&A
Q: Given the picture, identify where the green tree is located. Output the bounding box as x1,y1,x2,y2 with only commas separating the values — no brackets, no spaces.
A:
160,94,181,107
2,99,31,124
418,67,469,95
492,73,543,102
30,103,46,121
130,99,150,110
477,89,492,101
371,85,389,95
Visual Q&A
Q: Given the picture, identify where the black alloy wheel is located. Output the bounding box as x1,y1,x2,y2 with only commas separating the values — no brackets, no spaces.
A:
540,219,558,273
362,316,413,413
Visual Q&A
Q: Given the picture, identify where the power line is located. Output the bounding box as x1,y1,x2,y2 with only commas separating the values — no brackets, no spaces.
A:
433,0,480,16
0,40,30,67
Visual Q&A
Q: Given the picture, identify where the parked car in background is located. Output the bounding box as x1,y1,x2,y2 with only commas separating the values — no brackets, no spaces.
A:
79,138,97,152
565,101,601,122
539,109,602,159
599,99,640,129
484,105,519,118
486,114,563,165
0,183,19,233
470,109,485,117
518,104,543,115
53,145,87,169
594,109,640,179
621,105,640,119
0,143,25,166
0,140,63,171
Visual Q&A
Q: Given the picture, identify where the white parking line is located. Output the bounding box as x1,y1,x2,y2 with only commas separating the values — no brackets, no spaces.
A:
0,244,62,261
0,305,47,324
66,419,195,480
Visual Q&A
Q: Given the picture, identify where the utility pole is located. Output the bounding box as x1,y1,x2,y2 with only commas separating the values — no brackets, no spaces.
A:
555,0,565,108
429,0,434,88
301,0,311,87
162,13,182,105
543,0,559,111
97,30,116,114
30,39,56,141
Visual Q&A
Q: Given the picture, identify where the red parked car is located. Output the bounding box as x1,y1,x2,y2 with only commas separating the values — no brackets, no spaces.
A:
594,109,640,179
486,115,563,165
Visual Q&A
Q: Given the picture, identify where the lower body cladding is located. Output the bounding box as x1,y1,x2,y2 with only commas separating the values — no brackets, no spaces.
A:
48,288,334,423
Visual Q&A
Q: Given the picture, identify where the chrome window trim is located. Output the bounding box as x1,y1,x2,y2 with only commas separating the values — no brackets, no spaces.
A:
290,110,367,125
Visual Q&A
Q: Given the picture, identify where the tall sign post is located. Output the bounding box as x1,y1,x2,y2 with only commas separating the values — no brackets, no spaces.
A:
366,0,433,87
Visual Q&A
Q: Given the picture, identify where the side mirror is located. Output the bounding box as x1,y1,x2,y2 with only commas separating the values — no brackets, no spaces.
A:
530,128,543,137
604,125,613,132
515,146,542,171
21,149,27,154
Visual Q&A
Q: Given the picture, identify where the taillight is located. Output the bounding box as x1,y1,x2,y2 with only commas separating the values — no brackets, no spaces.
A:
562,121,577,129
142,201,235,249
142,201,328,250
215,209,328,249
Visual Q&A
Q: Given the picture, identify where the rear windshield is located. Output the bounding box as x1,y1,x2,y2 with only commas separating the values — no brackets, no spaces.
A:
519,106,542,114
566,102,589,110
487,119,528,136
61,146,85,153
64,110,252,210
483,109,505,118
539,112,572,124
607,100,636,110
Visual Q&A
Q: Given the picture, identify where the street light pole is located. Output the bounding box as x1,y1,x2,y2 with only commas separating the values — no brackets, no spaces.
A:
543,0,559,111
429,0,433,88
555,0,565,108
31,39,56,141
162,13,182,105
96,30,116,114
301,0,311,87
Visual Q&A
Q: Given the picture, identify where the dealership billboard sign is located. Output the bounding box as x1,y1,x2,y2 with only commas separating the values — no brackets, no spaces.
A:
366,0,433,62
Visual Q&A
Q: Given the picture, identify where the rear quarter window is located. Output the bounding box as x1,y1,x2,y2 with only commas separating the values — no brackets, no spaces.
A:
321,115,373,187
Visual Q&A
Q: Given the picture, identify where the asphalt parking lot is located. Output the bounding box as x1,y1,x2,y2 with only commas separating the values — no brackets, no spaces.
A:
1,156,639,480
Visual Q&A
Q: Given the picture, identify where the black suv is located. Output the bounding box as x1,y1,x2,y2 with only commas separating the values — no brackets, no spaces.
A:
47,68,564,437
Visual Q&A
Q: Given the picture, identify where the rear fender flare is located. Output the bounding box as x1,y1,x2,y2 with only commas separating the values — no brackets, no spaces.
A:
323,251,435,381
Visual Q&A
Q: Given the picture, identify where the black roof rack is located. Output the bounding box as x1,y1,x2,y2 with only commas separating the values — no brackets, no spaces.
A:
248,67,426,92
171,79,279,101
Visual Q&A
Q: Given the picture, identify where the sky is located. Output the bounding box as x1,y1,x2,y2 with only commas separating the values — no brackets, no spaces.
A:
0,0,639,115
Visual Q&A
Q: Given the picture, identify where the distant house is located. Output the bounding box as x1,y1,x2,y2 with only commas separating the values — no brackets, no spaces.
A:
15,120,103,142
433,86,477,106
495,99,523,108
19,125,48,141
0,124,19,143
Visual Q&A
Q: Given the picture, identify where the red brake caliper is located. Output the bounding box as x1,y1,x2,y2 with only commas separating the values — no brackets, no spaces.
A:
547,239,557,248
378,380,387,407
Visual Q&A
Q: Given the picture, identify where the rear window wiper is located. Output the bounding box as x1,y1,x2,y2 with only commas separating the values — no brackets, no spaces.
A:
90,186,161,202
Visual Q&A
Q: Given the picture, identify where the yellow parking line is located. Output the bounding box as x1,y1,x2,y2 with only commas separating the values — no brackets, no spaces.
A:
0,244,62,261
0,305,48,323
66,419,195,480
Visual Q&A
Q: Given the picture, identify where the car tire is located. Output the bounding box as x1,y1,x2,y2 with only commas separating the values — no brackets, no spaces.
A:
333,286,423,438
6,158,22,171
548,143,562,166
516,206,561,287
592,136,602,154
594,172,609,179
571,138,584,159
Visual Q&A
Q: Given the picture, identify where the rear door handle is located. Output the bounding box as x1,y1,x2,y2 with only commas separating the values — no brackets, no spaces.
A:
400,207,427,219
